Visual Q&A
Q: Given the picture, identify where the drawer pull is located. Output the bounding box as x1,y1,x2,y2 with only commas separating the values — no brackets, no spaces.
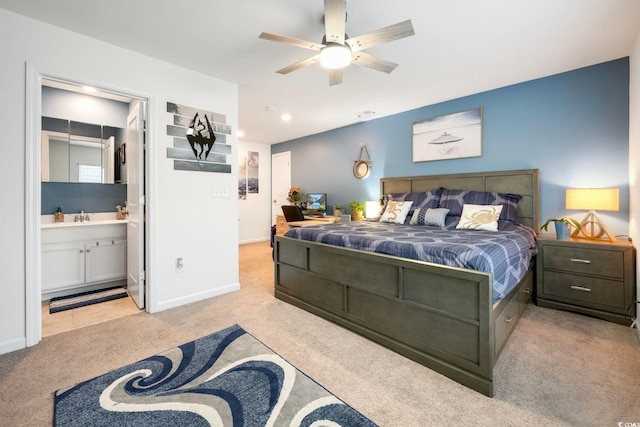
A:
505,315,514,324
570,285,591,292
570,258,591,264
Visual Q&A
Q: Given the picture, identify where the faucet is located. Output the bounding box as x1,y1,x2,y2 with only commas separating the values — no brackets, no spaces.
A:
75,210,89,222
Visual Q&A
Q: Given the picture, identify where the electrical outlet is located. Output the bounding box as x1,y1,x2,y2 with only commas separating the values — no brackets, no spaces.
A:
176,257,184,273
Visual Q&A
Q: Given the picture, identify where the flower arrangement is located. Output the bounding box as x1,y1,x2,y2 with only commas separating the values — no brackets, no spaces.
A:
287,187,302,204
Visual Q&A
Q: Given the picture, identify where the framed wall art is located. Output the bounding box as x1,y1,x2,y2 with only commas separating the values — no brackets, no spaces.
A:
412,108,482,162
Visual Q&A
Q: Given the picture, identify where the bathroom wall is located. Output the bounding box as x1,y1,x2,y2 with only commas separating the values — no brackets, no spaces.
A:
41,183,126,215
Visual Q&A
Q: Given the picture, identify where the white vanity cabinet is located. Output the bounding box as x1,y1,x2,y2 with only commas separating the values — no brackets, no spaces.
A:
85,239,126,284
41,222,127,299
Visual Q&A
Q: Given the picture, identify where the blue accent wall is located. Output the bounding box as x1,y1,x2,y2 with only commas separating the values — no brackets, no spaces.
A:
42,183,127,215
272,58,630,234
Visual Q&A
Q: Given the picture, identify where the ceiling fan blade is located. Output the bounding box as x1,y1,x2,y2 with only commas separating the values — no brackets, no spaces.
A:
324,0,347,44
346,20,415,52
259,32,324,51
328,69,343,86
275,54,321,74
352,51,398,74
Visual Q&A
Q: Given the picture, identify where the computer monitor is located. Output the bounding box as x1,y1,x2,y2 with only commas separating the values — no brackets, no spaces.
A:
306,193,327,212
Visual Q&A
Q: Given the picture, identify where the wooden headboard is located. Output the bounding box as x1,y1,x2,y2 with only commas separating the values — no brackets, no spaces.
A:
380,169,540,231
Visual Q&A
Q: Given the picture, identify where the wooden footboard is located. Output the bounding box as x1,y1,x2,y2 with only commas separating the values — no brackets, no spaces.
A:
274,236,532,396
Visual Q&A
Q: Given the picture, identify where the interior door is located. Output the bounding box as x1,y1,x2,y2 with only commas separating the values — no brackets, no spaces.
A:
272,152,291,224
126,101,145,309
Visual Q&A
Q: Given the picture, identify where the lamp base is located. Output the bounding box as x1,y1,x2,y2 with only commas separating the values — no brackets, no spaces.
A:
571,210,617,242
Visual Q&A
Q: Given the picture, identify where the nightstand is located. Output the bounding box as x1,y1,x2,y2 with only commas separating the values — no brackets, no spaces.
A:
536,235,636,325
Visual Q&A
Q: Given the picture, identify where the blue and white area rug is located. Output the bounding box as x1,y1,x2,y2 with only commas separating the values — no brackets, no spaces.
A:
54,324,377,426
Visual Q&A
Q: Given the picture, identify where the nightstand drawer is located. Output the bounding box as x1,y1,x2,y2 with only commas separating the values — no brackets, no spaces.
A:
542,271,625,309
542,246,623,279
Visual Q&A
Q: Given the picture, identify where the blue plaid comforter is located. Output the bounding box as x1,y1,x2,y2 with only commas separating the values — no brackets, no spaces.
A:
284,221,537,303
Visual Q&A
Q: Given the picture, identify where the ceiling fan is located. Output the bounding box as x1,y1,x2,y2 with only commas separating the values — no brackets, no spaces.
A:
259,0,415,86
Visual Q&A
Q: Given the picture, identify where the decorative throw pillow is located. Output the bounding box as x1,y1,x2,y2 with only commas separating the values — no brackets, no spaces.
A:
439,190,522,223
410,207,450,226
383,188,443,223
456,204,503,231
380,200,413,224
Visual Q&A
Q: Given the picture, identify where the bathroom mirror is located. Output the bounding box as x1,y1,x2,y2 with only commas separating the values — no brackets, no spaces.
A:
41,117,125,184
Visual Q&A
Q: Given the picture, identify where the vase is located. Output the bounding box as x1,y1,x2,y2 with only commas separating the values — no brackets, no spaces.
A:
352,211,364,221
555,222,571,240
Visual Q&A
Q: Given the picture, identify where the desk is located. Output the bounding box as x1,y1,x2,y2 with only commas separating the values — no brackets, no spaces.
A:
275,215,338,236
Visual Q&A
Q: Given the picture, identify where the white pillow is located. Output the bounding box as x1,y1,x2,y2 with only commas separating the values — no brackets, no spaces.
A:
456,204,503,231
380,200,413,224
410,207,449,226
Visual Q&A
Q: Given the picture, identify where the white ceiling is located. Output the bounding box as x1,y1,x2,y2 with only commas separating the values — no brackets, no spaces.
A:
2,0,639,144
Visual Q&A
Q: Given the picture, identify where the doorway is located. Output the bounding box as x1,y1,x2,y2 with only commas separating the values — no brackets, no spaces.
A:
271,151,291,224
25,67,151,346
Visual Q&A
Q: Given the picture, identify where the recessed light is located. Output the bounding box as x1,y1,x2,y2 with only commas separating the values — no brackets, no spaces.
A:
237,130,245,137
83,86,97,93
281,113,292,122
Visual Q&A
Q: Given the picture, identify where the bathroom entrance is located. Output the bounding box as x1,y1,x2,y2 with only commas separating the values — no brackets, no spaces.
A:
28,72,150,340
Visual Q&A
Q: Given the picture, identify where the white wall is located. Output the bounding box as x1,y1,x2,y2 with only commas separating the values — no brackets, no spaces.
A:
630,30,640,338
238,139,272,244
0,9,239,354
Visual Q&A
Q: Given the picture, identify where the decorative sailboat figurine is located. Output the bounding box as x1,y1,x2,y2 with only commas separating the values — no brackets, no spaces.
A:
428,132,463,144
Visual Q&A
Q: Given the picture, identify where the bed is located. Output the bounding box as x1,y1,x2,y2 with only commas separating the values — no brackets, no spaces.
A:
273,169,539,397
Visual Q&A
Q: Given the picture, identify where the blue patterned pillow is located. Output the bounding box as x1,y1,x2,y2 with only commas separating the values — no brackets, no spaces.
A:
410,207,450,226
383,188,444,224
439,190,522,223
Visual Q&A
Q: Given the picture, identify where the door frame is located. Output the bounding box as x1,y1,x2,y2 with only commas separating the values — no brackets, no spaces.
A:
271,151,291,225
25,64,155,346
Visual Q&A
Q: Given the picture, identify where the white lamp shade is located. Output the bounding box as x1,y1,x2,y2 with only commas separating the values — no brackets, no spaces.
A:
365,200,381,219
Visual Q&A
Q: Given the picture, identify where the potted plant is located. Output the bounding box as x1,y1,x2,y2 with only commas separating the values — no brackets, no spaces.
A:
333,205,344,217
349,201,365,221
540,217,582,240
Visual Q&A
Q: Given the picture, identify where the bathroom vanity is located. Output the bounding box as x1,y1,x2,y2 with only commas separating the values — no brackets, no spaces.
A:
41,215,127,300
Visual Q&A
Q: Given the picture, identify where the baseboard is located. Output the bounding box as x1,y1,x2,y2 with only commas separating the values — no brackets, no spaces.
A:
0,337,27,356
154,282,241,313
239,237,270,245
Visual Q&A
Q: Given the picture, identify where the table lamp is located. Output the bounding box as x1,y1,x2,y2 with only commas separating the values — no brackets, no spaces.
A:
366,200,381,219
565,188,619,242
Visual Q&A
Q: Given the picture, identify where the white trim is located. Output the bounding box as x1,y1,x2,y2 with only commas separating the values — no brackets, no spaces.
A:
144,97,157,313
154,283,241,312
24,67,155,343
0,338,27,355
239,238,270,245
25,63,42,347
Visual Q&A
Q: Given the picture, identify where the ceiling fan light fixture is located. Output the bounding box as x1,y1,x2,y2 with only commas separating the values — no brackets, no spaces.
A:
320,43,351,69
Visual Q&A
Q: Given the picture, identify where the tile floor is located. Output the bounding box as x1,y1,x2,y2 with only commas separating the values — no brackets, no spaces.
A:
42,295,141,337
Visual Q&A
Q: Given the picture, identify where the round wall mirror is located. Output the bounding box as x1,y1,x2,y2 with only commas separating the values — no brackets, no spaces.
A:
353,160,371,179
